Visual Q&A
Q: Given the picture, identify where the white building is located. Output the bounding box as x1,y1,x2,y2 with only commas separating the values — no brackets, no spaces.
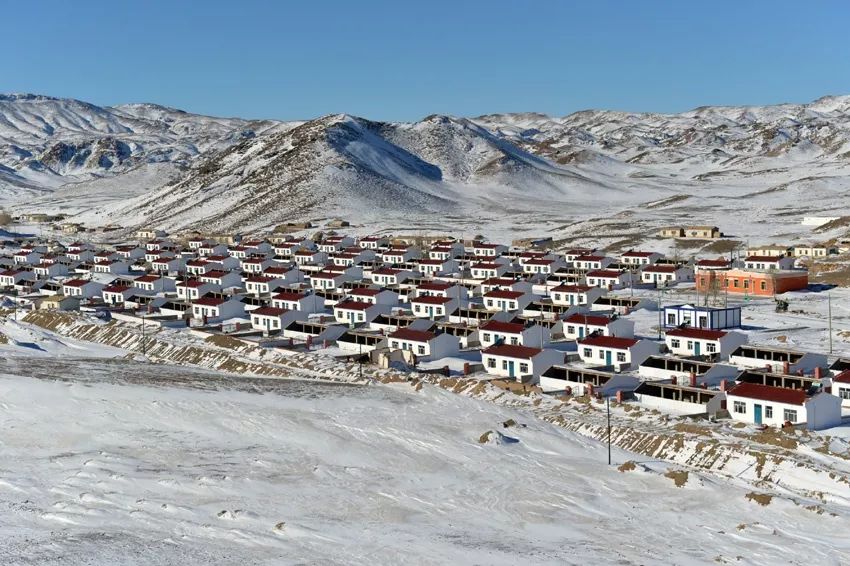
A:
727,382,840,430
481,344,563,383
664,328,747,360
577,336,659,370
550,284,604,307
386,328,460,361
478,319,550,349
562,313,634,340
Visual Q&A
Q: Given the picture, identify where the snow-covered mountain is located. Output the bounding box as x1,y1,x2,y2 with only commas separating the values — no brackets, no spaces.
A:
4,93,850,241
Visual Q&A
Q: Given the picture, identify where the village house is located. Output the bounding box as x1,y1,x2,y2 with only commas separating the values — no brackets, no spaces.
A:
829,370,850,407
472,242,508,257
696,268,809,296
93,260,130,275
585,269,630,290
293,250,328,266
637,356,740,384
482,289,533,312
621,250,662,266
726,382,840,430
577,335,658,370
145,249,175,264
632,381,726,416
176,280,218,301
521,258,565,275
793,243,836,259
572,255,613,271
199,270,243,290
102,284,136,305
640,264,694,286
683,225,721,239
743,255,796,271
747,244,790,257
416,258,459,276
198,243,229,257
66,249,95,262
249,306,305,334
657,227,685,238
62,278,105,299
33,262,68,279
358,235,389,249
37,294,80,311
664,328,748,360
379,246,420,264
191,296,246,322
333,300,390,326
151,256,185,274
137,229,168,240
241,257,276,274
695,258,732,271
133,274,175,294
479,278,533,296
562,313,635,340
13,249,42,265
187,237,214,250
478,319,550,349
370,267,416,287
271,291,326,313
346,287,399,306
470,262,510,280
413,282,469,300
386,328,460,361
550,284,604,307
481,344,563,383
117,245,147,261
410,295,458,319
309,270,352,291
244,275,288,297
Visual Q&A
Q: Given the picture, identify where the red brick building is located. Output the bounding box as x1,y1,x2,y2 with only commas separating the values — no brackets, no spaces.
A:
696,268,808,297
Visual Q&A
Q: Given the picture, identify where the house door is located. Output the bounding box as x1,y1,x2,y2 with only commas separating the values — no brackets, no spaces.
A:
694,342,701,356
754,404,763,425
508,361,515,378
578,327,585,338
605,351,612,366
427,306,434,319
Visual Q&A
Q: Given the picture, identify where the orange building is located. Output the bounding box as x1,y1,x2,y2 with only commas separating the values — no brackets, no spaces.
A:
696,268,809,297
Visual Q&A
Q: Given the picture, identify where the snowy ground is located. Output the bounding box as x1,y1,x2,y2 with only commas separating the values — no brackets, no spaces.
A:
1,358,849,566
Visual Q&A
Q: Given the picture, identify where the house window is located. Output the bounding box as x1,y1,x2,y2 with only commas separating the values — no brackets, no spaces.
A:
358,313,364,321
510,337,519,345
765,406,773,419
783,409,798,422
706,343,716,353
519,363,529,373
667,313,677,325
598,350,605,359
487,358,496,368
670,339,680,348
391,341,399,348
567,325,575,334
482,333,491,342
583,348,592,358
760,281,767,291
417,345,426,355
686,341,693,350
502,360,508,370
743,280,749,289
616,352,626,363
733,401,746,414
840,388,850,400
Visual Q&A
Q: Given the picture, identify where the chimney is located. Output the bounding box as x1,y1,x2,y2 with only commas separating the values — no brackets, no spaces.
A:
783,360,790,375
689,371,697,388
720,379,727,391
815,366,823,380
586,383,594,397
616,390,624,403
671,375,678,385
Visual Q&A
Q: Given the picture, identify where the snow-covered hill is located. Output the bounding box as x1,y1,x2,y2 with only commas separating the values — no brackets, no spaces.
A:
5,93,850,242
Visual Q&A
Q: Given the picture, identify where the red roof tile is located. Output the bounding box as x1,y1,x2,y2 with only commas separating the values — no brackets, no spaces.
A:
484,290,525,300
578,336,639,349
412,295,453,304
727,382,806,405
388,328,436,342
666,328,728,340
252,306,287,317
563,314,614,326
482,344,545,359
480,320,526,334
335,300,373,311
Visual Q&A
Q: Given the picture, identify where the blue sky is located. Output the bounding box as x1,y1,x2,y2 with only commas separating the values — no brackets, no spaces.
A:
2,0,849,121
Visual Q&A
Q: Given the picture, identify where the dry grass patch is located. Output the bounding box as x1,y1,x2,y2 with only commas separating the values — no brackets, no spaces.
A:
664,469,689,487
617,461,637,473
745,492,773,506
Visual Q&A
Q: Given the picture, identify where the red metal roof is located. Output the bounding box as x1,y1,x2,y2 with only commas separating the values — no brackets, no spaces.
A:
643,265,679,273
193,296,228,306
551,284,593,293
484,290,525,300
480,320,526,334
666,328,728,340
252,306,287,317
135,275,161,283
349,288,383,296
334,300,373,311
834,370,850,384
727,382,806,405
578,336,638,349
202,270,230,279
745,255,784,262
388,328,436,342
417,282,454,290
575,255,607,262
622,251,658,257
696,259,730,267
563,313,613,327
586,270,624,278
482,344,544,359
273,291,307,302
412,295,453,304
63,279,91,287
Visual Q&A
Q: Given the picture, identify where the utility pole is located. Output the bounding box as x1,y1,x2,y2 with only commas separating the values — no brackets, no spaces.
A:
359,339,363,380
657,287,663,340
606,395,612,466
829,292,833,355
141,312,146,356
